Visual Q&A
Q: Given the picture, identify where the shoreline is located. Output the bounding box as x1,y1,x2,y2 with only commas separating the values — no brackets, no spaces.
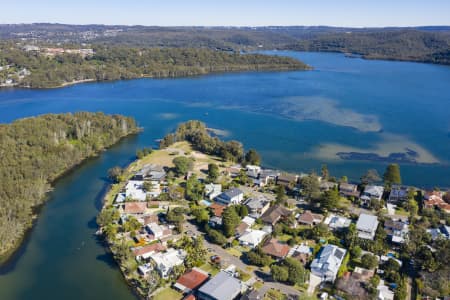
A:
0,129,141,268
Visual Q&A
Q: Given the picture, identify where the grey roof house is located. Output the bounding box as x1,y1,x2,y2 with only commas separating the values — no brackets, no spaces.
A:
356,214,379,240
197,270,242,300
215,188,244,206
311,244,347,283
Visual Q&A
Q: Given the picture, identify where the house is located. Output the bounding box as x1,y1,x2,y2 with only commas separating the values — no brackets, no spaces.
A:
324,214,352,230
244,196,270,218
257,169,279,187
141,214,159,225
238,230,267,248
235,222,250,237
146,223,172,240
246,165,261,179
241,290,263,300
133,164,165,181
298,210,324,226
276,173,299,188
388,185,409,203
356,214,379,240
125,180,147,201
360,185,384,206
208,216,223,228
289,244,313,265
150,248,187,279
174,268,209,294
423,191,450,213
241,216,256,227
377,280,394,300
205,183,222,200
132,243,166,260
197,270,242,300
260,204,292,226
138,263,152,276
339,183,360,198
215,188,244,206
320,181,338,191
261,238,290,259
384,219,409,244
310,244,347,283
209,203,226,217
427,225,450,240
226,165,242,178
124,202,147,215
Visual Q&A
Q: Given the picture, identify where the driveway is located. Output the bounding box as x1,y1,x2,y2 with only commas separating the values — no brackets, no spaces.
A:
307,273,321,295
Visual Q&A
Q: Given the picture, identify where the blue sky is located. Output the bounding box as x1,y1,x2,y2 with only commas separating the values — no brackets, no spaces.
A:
1,0,449,27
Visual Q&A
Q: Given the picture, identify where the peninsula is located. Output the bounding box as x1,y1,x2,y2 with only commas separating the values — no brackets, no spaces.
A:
0,112,139,264
99,120,449,300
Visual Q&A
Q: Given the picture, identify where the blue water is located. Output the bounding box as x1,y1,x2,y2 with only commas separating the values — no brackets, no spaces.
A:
0,51,449,300
0,51,448,187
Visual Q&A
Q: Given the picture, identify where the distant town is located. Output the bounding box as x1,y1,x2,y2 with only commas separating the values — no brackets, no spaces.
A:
98,121,450,300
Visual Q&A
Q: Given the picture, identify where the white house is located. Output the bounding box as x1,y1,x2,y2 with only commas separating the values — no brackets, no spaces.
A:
215,188,244,206
324,214,352,230
360,185,384,206
205,183,222,200
125,180,147,201
310,244,347,283
150,248,186,278
146,223,164,239
238,230,267,248
356,214,379,240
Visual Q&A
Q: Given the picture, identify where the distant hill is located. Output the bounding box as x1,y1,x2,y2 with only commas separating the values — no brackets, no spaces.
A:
0,23,449,65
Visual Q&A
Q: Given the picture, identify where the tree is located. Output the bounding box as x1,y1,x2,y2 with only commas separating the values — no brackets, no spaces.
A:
361,169,381,185
383,164,401,186
143,181,154,192
284,257,308,285
205,227,227,245
108,166,124,183
300,174,320,200
172,156,193,177
275,185,287,204
360,253,378,269
321,164,329,180
222,206,241,237
166,207,185,232
123,216,141,232
97,207,120,227
271,265,289,282
350,245,362,258
320,187,339,211
207,163,220,182
237,205,248,217
191,206,210,224
186,174,203,201
244,149,261,165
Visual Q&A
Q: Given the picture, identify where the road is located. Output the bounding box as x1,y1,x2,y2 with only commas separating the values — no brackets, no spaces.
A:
184,220,301,298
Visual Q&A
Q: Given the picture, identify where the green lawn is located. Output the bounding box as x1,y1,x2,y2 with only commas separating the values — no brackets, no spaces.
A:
277,234,293,242
264,288,286,300
226,247,243,258
153,287,182,300
199,262,220,276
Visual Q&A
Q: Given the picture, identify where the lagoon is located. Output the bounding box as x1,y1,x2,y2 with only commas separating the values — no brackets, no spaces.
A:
0,51,449,299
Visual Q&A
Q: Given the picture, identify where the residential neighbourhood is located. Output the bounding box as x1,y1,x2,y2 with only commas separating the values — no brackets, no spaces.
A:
98,123,450,300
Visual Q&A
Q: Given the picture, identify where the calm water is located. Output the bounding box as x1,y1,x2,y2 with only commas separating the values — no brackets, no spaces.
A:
0,52,449,299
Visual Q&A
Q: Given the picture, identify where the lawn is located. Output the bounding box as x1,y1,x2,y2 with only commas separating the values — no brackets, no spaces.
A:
153,287,182,300
199,262,220,276
276,234,293,242
237,268,252,282
264,288,286,300
226,247,243,258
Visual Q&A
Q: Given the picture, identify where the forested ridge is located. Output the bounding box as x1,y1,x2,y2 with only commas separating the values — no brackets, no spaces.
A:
0,112,139,261
0,43,309,88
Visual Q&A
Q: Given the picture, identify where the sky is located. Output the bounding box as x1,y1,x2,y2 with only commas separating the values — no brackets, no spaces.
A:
1,0,449,27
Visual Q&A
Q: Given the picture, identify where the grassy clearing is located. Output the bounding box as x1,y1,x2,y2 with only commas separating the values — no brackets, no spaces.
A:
226,247,243,258
153,287,183,300
264,288,287,300
199,262,220,276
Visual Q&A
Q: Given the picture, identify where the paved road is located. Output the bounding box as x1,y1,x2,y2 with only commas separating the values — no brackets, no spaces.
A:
184,220,301,297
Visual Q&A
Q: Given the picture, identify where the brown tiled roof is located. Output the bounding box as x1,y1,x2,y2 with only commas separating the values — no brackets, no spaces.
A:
124,202,147,214
298,210,323,225
183,295,196,300
235,222,249,236
261,238,290,258
210,203,226,217
143,214,159,225
132,243,166,256
260,205,291,225
176,269,209,291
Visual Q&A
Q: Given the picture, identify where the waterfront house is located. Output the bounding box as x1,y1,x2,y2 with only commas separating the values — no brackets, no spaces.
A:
423,190,450,213
339,183,360,198
132,242,166,260
311,244,347,283
205,183,222,200
260,204,292,226
276,173,299,188
226,164,242,178
356,214,379,240
320,181,338,191
174,268,209,294
257,169,279,187
246,165,261,179
150,248,186,279
215,188,244,206
261,238,290,259
324,214,352,231
145,222,172,240
197,270,242,300
238,230,267,248
360,185,384,206
388,185,409,204
125,180,147,201
384,219,409,244
298,210,324,226
244,196,270,218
